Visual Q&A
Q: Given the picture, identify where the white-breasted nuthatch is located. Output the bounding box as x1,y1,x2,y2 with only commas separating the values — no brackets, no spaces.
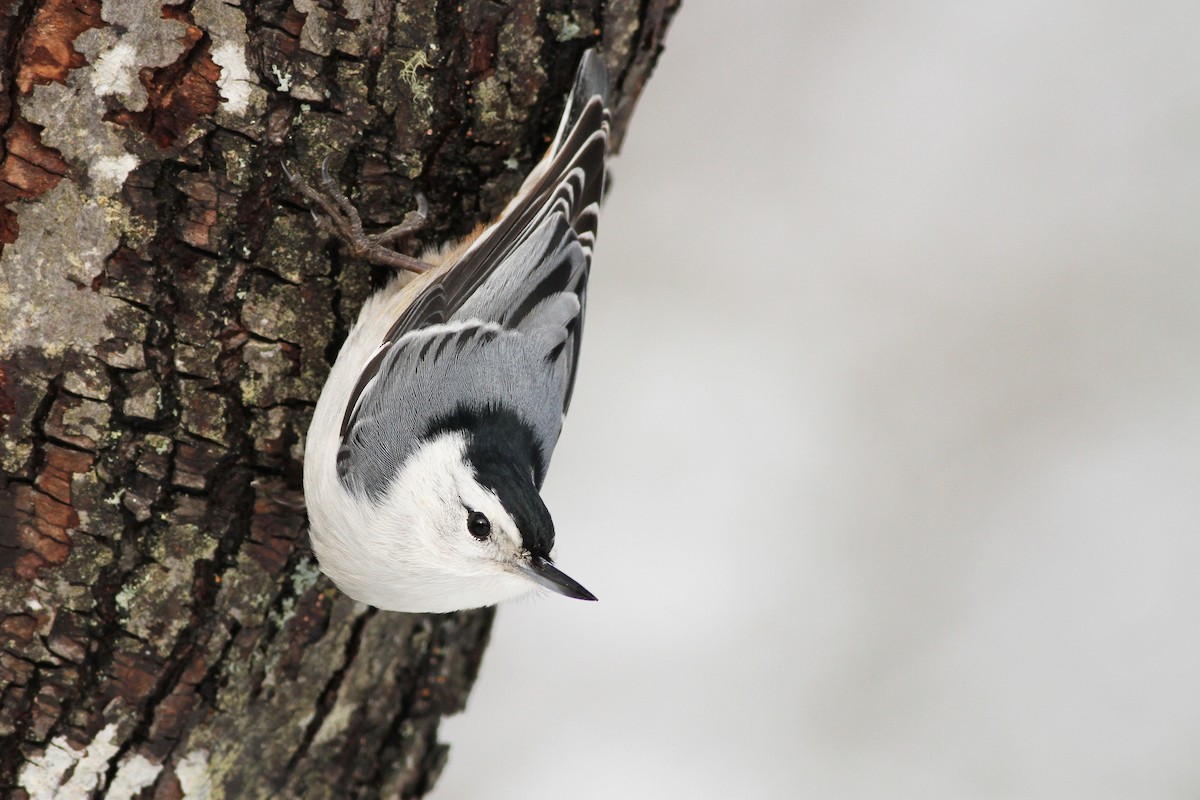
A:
299,50,610,612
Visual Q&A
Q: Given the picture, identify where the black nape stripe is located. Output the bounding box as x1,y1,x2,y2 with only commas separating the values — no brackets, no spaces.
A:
427,404,555,557
427,404,547,488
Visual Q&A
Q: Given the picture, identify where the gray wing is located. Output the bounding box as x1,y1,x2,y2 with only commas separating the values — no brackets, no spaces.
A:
337,308,578,501
338,50,610,442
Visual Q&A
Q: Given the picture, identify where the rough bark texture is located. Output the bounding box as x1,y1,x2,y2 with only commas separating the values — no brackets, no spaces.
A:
0,0,677,796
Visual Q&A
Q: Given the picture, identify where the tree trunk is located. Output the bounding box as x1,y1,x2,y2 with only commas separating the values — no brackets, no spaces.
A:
0,0,677,796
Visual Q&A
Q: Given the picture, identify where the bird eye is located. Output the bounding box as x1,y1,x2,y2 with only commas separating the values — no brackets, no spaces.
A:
467,510,492,540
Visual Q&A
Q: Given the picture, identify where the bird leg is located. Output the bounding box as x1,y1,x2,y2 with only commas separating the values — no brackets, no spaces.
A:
284,155,434,274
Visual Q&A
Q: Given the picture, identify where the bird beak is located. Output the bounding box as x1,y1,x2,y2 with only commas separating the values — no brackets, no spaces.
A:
520,555,597,602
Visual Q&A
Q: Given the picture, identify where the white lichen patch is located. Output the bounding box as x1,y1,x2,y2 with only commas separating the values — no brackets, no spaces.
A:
91,154,140,191
211,40,252,113
195,0,267,126
90,40,139,99
22,2,195,196
271,64,294,92
23,80,136,196
176,749,213,800
76,2,190,112
18,724,122,800
0,182,124,359
106,752,164,800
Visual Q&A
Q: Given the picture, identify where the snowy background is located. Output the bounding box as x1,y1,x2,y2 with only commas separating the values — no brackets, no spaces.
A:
434,2,1200,798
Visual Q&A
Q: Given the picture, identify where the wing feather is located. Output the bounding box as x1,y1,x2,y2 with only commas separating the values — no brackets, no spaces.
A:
338,321,571,500
338,49,610,461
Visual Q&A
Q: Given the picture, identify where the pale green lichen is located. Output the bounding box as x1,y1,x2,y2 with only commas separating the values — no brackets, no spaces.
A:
547,12,589,41
471,74,527,143
147,434,174,455
104,488,126,508
398,50,435,116
266,556,321,635
61,398,113,447
180,382,230,445
241,283,303,341
291,554,322,597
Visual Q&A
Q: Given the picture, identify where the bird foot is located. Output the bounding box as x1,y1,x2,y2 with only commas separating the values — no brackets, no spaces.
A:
283,155,434,274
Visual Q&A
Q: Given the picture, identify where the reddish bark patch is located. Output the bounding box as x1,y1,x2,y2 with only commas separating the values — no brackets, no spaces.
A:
0,362,15,435
35,444,94,504
276,4,307,38
0,0,91,247
0,207,15,244
106,21,221,149
14,0,104,94
246,491,305,573
172,441,223,490
9,443,94,580
0,614,37,641
112,647,161,703
13,489,69,580
0,118,70,244
174,170,221,251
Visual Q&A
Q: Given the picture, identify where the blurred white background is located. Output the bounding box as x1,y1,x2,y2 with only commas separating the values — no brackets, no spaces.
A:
435,1,1200,798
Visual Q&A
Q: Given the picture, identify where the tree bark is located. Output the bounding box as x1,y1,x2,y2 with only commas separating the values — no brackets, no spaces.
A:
0,0,677,796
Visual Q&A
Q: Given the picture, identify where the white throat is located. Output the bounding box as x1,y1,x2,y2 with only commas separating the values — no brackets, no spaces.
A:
308,431,536,612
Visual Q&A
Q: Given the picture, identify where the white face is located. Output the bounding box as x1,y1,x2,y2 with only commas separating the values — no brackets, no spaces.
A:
341,431,543,612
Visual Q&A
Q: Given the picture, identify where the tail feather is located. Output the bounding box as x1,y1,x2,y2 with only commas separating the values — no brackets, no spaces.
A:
550,49,611,157
377,47,611,339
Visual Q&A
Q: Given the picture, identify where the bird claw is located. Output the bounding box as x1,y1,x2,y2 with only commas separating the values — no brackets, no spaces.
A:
282,156,433,274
